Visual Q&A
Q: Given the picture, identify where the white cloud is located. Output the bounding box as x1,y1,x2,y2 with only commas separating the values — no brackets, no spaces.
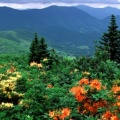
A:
0,2,120,9
0,2,80,9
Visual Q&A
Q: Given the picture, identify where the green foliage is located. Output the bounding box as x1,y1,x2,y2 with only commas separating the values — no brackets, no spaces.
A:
0,51,120,119
29,33,50,64
76,55,120,82
38,37,50,61
96,14,120,62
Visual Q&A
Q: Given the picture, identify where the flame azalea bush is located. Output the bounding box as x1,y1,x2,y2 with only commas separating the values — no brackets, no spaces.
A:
0,65,24,106
0,62,28,119
69,78,120,120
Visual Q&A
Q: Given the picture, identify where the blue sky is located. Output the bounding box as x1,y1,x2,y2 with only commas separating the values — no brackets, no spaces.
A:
0,0,120,9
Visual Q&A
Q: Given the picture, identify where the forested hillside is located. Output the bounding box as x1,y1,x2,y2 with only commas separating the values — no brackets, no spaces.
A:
1,6,119,56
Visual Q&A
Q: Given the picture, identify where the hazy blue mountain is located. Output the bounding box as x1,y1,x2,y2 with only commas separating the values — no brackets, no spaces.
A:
76,5,120,19
0,6,119,56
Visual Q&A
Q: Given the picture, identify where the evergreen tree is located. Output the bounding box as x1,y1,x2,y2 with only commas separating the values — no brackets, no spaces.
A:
116,31,120,61
29,33,39,63
38,37,50,63
29,34,50,64
97,14,120,62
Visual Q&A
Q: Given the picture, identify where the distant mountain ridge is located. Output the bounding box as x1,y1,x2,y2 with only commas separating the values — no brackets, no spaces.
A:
76,5,120,19
0,6,120,55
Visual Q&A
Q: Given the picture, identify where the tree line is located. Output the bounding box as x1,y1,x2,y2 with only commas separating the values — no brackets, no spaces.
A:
29,14,120,64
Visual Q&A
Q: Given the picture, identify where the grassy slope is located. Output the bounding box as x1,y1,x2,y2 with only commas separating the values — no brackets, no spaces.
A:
0,30,31,54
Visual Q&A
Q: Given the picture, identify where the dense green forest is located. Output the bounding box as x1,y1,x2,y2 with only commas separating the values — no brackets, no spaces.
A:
0,15,120,119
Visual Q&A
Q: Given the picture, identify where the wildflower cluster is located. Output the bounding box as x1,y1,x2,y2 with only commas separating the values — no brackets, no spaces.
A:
0,102,13,109
30,61,42,68
49,108,71,120
0,65,24,109
69,78,120,119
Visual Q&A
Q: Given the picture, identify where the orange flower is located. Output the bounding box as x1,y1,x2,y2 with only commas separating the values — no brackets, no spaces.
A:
114,102,120,107
70,86,86,95
53,116,59,120
111,116,119,120
88,106,98,114
60,108,71,120
84,102,98,114
111,86,120,94
97,100,106,108
79,78,89,85
49,108,71,120
90,79,101,91
117,95,120,100
49,111,55,118
70,86,87,102
102,111,112,119
84,102,90,109
82,110,87,114
75,94,86,102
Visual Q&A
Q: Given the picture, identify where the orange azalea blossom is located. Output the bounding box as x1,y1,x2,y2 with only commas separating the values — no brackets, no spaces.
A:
114,102,120,107
70,86,86,95
117,95,120,100
75,94,86,102
111,86,120,94
70,86,87,102
84,102,98,114
49,108,71,120
111,116,119,120
97,100,107,107
102,111,112,119
82,110,87,114
84,102,90,109
60,108,71,120
49,110,60,120
88,106,98,114
90,79,102,91
49,111,55,118
79,78,89,85
53,116,59,120
83,100,107,115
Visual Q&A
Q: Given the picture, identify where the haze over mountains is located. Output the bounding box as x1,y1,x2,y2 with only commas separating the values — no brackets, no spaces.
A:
76,5,120,19
0,5,120,55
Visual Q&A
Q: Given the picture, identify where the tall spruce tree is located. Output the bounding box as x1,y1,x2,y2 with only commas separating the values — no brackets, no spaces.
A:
116,31,120,61
38,37,50,63
97,14,120,62
29,33,39,63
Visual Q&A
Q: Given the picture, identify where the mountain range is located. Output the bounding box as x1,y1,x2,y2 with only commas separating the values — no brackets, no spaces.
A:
0,5,120,56
76,5,120,19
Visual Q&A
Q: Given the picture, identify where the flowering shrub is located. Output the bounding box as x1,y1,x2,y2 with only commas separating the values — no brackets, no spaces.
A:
69,78,120,120
0,66,24,106
49,108,71,120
